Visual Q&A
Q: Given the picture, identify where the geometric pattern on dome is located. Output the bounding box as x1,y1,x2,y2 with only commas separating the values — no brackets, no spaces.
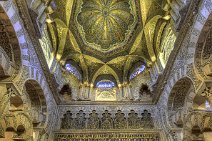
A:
46,0,172,84
76,0,137,52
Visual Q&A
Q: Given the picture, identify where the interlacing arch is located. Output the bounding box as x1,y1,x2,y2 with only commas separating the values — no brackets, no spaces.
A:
167,77,195,127
0,5,21,79
194,12,212,80
24,79,48,140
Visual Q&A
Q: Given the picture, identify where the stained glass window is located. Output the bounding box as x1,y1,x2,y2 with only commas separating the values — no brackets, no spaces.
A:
65,63,82,80
96,80,115,88
129,65,145,80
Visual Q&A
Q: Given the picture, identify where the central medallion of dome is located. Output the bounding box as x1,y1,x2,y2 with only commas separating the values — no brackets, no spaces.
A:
76,0,137,52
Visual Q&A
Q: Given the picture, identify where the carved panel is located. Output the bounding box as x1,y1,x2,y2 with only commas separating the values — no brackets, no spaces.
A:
74,110,86,129
114,110,126,129
61,111,74,129
128,110,140,129
60,109,155,130
141,110,154,129
87,110,100,129
101,110,113,129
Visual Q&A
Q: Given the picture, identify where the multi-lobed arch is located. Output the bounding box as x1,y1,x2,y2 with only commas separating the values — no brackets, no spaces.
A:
0,1,59,140
157,1,212,140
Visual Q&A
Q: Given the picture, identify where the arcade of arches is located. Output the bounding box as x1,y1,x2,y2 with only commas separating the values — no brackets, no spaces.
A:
0,0,212,141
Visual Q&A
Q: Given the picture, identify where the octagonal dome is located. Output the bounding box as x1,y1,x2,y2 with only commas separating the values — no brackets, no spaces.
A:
76,0,137,52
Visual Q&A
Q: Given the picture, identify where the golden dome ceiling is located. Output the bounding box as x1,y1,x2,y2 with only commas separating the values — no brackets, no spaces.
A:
46,0,174,83
76,0,137,52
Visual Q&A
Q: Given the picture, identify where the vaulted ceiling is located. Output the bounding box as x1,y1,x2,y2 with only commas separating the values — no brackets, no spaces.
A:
46,0,173,83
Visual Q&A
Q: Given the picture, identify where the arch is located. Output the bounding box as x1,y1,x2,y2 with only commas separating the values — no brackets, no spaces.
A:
192,82,212,110
92,65,120,85
194,12,212,79
9,95,24,111
94,74,117,88
0,5,22,79
184,0,212,91
128,62,146,80
168,0,191,31
167,77,195,130
16,125,25,136
24,80,47,128
64,60,82,80
167,77,194,111
138,84,152,100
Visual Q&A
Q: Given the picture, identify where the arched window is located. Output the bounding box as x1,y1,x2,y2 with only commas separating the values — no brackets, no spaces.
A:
65,63,82,80
96,80,115,88
129,65,145,80
205,100,212,111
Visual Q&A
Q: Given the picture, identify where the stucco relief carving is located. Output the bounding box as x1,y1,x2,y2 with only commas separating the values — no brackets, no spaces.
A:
60,109,154,130
1,0,212,141
87,110,100,129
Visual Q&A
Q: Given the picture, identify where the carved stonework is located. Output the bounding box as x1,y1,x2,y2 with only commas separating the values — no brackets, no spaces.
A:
201,87,212,98
61,111,74,129
75,110,86,129
101,110,113,129
128,110,140,129
139,84,152,101
141,110,154,129
114,110,126,129
87,110,99,129
1,0,212,141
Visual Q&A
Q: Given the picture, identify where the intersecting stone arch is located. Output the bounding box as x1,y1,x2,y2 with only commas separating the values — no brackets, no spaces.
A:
0,5,22,79
167,77,194,112
24,79,47,128
194,12,212,80
168,0,191,31
91,65,120,85
159,77,195,141
167,77,195,129
185,0,212,89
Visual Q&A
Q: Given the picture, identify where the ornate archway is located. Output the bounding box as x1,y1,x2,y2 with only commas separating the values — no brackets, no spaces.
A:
0,5,21,79
166,77,195,140
24,79,48,140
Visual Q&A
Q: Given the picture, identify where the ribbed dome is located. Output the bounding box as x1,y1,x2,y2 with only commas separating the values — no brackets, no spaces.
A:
77,0,135,50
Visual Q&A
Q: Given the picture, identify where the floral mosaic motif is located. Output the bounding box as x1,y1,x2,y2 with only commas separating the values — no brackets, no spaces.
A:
77,0,136,51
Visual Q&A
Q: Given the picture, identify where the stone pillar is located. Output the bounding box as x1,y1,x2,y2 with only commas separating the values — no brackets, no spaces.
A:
83,84,89,100
89,84,94,101
78,84,83,100
122,82,131,100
